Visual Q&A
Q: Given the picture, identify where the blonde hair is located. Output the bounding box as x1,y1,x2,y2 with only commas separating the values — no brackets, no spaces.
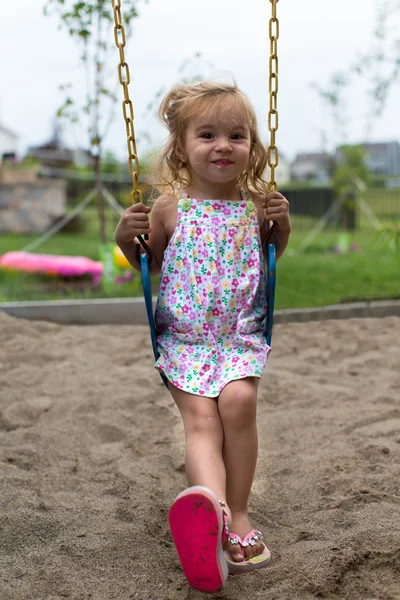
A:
151,81,269,196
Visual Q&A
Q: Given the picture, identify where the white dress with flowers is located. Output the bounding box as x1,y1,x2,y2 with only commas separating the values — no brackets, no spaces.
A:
154,190,270,397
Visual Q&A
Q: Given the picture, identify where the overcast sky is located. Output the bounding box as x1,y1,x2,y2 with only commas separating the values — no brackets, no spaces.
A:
1,0,399,163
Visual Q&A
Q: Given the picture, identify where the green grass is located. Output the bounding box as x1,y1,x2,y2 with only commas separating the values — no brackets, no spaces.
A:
364,187,400,210
0,204,399,309
276,231,399,309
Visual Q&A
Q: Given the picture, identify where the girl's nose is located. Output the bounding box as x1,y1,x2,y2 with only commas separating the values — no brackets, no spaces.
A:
215,136,232,151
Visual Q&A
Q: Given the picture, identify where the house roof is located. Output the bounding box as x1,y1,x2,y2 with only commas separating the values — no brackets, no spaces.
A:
0,123,19,140
292,152,331,166
362,141,400,151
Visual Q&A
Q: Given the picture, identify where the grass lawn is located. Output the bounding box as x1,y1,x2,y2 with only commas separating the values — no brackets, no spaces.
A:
0,206,399,309
277,231,399,308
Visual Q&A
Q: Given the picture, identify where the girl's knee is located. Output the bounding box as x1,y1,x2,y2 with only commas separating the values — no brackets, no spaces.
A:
218,381,257,429
188,412,222,434
181,402,222,437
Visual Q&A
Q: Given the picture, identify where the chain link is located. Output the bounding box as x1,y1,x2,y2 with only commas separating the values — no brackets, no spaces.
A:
268,0,279,193
112,0,142,204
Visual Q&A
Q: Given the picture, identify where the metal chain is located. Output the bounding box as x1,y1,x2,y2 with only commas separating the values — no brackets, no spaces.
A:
112,0,143,205
268,0,279,193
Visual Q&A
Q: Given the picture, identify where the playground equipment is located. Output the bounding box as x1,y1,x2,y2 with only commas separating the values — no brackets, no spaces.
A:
0,245,130,284
0,251,103,283
112,0,280,371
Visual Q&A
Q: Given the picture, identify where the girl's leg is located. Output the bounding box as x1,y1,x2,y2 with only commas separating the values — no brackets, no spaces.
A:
169,382,228,510
218,377,264,561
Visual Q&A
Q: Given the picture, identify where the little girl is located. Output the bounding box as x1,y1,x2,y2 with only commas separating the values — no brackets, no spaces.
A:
115,81,291,593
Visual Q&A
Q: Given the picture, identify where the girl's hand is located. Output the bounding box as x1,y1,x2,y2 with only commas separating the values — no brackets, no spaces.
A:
263,192,291,232
115,203,151,245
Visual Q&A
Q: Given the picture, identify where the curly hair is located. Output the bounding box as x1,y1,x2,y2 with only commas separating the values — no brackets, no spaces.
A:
151,81,269,197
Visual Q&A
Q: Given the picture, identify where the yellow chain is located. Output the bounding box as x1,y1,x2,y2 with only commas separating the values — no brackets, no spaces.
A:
112,0,143,205
268,0,279,193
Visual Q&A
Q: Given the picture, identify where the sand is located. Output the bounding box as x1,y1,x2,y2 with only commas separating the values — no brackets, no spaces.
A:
0,309,399,600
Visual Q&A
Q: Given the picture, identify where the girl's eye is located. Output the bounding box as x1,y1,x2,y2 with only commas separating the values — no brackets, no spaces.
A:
200,132,214,139
231,133,244,140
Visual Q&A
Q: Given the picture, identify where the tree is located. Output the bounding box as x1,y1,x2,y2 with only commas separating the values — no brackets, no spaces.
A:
333,145,370,230
43,0,145,244
312,0,400,146
351,0,400,135
310,0,400,232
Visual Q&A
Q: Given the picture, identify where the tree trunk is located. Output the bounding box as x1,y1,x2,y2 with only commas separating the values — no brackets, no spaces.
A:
94,153,107,244
341,192,357,231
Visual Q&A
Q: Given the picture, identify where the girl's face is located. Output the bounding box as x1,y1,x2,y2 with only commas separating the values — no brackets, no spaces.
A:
183,107,251,188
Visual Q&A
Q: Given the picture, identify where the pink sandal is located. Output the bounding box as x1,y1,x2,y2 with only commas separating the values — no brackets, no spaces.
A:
169,486,229,593
225,529,271,574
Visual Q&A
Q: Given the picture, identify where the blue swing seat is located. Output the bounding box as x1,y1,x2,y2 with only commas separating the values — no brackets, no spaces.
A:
264,242,276,347
139,251,169,388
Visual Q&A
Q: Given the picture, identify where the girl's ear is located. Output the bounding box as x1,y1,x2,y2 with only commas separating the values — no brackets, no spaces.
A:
175,147,187,163
176,151,188,168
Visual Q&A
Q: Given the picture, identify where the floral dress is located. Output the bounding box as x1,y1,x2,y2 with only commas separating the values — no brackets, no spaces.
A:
154,190,270,397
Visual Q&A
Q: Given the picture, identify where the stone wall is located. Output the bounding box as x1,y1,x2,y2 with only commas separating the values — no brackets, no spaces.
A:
0,173,66,233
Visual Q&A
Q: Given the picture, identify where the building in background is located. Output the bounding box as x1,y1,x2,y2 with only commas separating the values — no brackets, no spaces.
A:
0,123,19,162
264,152,291,186
26,119,92,169
274,153,291,186
290,152,334,184
362,141,400,176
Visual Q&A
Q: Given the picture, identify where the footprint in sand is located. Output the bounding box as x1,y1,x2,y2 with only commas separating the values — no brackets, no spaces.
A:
97,424,126,443
4,447,41,470
344,410,400,439
3,396,53,429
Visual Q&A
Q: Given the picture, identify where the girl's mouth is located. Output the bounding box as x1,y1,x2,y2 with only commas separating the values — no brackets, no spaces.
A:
213,160,233,166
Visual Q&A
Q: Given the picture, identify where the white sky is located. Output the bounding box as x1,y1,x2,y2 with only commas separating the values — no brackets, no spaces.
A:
1,0,399,162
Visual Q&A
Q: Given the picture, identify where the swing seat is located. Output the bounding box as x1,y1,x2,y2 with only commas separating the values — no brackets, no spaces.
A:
139,251,169,388
264,242,276,347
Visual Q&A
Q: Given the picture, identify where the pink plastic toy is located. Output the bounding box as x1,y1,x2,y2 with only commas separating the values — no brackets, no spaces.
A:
0,251,103,283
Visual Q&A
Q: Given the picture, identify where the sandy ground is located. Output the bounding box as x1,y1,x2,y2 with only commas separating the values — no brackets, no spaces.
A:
0,309,399,600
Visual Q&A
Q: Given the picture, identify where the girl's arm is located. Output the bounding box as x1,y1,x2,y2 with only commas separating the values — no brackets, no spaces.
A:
260,191,291,261
115,196,169,277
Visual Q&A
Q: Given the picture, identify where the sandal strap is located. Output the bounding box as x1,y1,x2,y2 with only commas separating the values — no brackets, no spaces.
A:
241,529,263,547
228,529,264,548
219,501,229,546
228,532,243,546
